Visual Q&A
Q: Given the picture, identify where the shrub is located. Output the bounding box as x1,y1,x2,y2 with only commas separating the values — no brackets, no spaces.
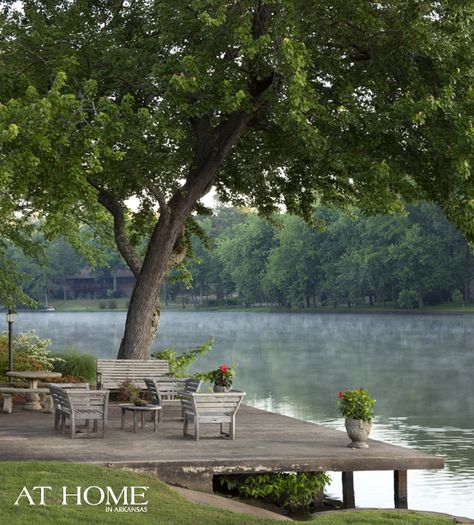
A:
0,331,63,381
398,289,418,309
452,289,463,305
99,301,107,309
151,338,214,377
52,350,97,384
49,375,89,384
108,299,118,309
205,298,240,307
218,472,331,510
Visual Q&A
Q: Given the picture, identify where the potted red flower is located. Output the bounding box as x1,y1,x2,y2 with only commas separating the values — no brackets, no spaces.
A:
337,388,376,448
209,364,234,392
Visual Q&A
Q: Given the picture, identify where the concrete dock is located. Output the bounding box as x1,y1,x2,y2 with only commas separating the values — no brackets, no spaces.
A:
0,403,443,509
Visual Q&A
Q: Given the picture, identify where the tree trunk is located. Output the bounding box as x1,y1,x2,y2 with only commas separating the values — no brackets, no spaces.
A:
417,291,424,310
463,280,470,304
117,278,163,359
117,212,186,359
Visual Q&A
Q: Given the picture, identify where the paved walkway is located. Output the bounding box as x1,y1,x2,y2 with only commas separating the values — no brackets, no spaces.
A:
171,486,291,521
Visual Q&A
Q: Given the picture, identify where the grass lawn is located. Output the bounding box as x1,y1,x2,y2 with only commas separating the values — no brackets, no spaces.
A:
312,511,461,524
0,462,459,525
47,298,474,314
49,299,129,311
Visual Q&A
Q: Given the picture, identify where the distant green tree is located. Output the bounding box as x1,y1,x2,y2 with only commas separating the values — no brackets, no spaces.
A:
406,203,474,304
264,215,321,307
218,214,276,305
389,204,473,308
47,237,87,300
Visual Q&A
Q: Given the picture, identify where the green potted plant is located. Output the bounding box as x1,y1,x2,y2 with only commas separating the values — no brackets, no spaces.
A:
337,388,376,448
209,364,234,392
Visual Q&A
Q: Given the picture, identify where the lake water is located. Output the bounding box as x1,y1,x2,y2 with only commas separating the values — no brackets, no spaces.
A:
8,310,474,519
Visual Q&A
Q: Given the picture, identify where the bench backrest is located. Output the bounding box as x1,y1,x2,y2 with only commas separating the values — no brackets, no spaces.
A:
184,378,202,393
47,383,90,390
145,377,203,405
48,385,73,414
48,385,108,415
181,391,245,417
96,359,169,390
68,390,109,415
47,383,89,413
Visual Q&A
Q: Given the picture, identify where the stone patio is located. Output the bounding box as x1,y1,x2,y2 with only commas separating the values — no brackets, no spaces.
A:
0,401,443,508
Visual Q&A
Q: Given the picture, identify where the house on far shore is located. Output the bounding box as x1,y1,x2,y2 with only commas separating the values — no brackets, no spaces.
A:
64,268,135,299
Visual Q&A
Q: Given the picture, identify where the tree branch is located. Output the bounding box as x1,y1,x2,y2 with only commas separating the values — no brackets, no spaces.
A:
146,182,170,219
170,3,277,213
90,182,142,277
252,2,274,40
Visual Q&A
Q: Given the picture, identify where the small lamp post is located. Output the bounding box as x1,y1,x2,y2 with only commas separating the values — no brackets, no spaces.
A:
6,309,16,376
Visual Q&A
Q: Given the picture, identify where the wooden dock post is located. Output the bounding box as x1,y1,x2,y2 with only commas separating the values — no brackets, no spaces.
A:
394,469,408,508
342,471,355,508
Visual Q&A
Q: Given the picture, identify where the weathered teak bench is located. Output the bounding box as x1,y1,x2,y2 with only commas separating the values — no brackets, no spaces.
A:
180,390,246,440
96,359,169,390
0,387,53,413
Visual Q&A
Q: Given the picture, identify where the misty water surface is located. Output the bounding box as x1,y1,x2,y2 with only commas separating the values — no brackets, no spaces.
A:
9,310,474,518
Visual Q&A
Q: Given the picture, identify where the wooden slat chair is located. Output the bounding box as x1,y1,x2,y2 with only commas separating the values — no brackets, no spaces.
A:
144,377,188,421
48,385,109,439
96,359,169,391
180,390,246,441
146,377,189,401
143,377,163,420
183,378,203,394
177,378,203,418
47,383,90,431
145,377,203,419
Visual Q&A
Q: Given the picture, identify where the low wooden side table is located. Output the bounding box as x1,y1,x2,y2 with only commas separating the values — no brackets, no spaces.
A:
119,404,162,433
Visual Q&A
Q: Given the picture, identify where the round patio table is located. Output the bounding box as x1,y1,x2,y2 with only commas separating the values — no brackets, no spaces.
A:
6,371,62,411
119,403,162,433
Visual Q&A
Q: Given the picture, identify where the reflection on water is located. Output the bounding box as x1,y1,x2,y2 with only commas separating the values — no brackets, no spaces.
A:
10,310,474,518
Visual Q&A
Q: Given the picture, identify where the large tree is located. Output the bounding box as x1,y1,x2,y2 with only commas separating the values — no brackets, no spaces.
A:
0,1,473,358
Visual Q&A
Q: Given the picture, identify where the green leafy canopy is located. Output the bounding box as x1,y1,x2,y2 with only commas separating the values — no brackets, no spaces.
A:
2,1,474,231
1,1,473,348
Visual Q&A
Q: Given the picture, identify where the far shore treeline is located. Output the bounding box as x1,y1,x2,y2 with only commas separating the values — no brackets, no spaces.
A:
7,203,474,311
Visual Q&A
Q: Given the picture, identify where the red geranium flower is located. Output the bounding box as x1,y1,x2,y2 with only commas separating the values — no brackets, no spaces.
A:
338,390,344,398
219,364,229,372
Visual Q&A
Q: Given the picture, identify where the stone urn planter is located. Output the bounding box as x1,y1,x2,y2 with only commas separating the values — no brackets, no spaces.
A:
345,418,372,448
213,385,230,393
